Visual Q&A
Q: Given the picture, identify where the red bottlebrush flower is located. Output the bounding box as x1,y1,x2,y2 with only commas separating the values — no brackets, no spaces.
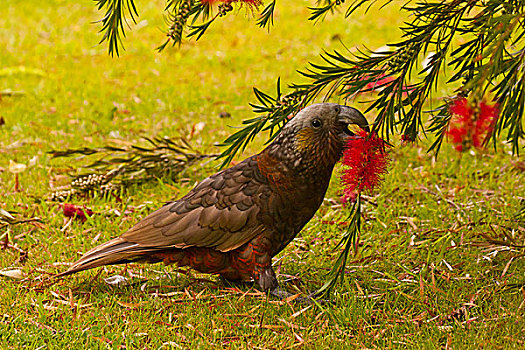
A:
448,97,471,117
341,131,391,203
62,204,93,223
474,102,498,147
446,97,499,152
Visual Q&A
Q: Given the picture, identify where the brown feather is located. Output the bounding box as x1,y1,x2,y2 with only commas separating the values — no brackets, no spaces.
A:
57,238,153,276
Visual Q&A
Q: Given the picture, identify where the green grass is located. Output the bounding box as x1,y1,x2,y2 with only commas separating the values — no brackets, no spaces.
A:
1,0,524,348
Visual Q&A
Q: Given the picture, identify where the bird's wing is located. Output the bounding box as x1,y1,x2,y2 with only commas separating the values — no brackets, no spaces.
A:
120,156,269,252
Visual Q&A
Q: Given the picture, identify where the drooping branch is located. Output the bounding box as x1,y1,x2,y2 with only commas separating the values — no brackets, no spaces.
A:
220,0,525,163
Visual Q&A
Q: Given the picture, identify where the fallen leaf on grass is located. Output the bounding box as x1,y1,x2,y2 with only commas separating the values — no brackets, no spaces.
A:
8,160,26,174
0,90,25,97
285,293,302,303
290,305,312,319
104,275,129,287
28,156,38,167
39,303,59,311
152,291,184,298
0,208,16,224
0,269,24,279
293,331,305,344
160,341,182,349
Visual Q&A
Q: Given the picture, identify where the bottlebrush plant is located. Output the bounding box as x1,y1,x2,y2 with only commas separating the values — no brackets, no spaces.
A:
318,131,391,295
92,0,524,157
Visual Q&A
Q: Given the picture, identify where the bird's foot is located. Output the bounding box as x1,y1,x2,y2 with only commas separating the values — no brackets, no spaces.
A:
257,267,278,291
255,267,329,304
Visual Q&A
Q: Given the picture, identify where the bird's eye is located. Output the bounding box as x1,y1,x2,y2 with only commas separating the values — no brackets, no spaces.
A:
311,118,322,129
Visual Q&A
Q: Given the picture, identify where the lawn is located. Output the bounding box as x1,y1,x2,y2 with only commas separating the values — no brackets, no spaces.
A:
1,0,524,348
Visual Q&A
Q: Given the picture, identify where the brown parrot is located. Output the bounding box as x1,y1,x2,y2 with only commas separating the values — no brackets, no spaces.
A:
59,103,369,296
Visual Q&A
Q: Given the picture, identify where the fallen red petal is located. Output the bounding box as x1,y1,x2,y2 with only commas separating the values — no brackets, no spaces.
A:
62,204,93,223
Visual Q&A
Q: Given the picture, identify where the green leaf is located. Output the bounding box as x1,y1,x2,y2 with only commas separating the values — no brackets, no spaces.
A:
95,0,139,56
256,0,277,29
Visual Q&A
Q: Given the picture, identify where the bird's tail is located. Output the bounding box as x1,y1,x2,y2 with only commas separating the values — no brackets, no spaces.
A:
56,237,159,277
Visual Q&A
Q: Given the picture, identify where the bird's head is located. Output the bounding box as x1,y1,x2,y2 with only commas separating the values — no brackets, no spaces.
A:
265,103,370,176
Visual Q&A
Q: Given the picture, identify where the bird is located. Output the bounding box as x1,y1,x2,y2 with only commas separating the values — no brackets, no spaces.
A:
58,103,369,297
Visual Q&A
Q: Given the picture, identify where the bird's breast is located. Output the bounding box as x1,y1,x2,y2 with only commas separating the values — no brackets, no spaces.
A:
255,152,331,255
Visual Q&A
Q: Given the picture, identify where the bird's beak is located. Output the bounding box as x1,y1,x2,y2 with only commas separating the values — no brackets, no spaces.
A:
338,106,370,138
